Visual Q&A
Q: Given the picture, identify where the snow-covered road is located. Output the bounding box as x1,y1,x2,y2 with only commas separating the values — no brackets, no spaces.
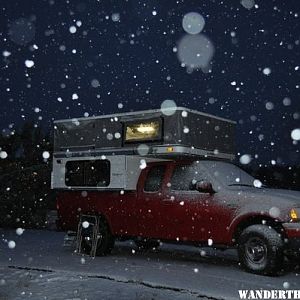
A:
0,229,299,300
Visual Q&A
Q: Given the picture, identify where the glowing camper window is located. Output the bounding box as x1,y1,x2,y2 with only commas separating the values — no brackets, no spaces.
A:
65,160,110,187
124,119,162,142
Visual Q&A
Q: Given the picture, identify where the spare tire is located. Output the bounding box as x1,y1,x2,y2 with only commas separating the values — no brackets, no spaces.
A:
81,217,115,256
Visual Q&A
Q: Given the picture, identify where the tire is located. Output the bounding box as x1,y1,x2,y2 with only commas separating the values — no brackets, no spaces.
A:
81,217,115,256
135,238,160,251
237,224,284,275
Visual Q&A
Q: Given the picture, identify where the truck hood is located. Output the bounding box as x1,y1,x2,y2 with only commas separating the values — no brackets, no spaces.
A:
226,186,300,208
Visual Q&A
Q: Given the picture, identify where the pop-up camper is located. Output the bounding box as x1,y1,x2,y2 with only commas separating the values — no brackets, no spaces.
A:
51,107,236,190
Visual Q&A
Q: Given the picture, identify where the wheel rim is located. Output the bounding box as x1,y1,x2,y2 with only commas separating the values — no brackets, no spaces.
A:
244,237,267,265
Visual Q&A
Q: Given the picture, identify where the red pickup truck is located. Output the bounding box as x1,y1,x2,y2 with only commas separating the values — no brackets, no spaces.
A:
56,159,300,276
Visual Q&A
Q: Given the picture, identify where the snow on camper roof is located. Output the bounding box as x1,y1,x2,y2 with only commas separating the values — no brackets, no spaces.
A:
53,107,236,160
54,107,236,124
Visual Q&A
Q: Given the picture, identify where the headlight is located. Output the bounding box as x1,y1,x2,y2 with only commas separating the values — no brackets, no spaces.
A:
290,208,299,222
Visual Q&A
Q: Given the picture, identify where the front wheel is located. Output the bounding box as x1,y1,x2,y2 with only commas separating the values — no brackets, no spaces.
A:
238,224,284,275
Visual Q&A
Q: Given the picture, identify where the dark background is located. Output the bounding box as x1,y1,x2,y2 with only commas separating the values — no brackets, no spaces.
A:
1,0,299,164
0,0,299,227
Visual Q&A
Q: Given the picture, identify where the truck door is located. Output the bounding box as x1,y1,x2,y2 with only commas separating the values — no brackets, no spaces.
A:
136,163,167,239
162,162,215,242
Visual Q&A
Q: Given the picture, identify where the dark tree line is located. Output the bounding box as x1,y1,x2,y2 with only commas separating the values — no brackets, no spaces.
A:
0,121,52,168
0,122,54,228
249,165,300,191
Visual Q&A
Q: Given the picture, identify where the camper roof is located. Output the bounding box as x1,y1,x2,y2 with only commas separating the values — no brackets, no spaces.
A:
54,107,236,125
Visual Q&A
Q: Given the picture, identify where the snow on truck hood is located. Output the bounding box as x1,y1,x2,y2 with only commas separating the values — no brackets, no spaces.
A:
227,185,300,208
200,160,300,207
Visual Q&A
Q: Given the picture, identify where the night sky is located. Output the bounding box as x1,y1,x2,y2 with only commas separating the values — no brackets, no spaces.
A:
0,0,299,166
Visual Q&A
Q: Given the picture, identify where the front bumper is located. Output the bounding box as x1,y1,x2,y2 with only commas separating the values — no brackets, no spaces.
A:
283,223,300,255
283,222,300,238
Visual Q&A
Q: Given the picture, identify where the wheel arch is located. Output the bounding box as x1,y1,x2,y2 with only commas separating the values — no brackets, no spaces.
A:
230,214,285,245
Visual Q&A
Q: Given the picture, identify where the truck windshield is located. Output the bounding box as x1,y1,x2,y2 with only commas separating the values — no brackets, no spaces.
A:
200,160,258,187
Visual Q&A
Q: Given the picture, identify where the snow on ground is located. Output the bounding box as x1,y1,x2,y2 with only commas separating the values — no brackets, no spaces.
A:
0,229,299,300
0,267,204,300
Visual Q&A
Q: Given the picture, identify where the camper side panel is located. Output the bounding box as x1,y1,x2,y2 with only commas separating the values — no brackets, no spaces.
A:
163,111,235,154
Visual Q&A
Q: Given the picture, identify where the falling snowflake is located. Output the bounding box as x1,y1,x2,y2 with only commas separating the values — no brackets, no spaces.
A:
262,67,271,75
16,228,24,236
2,50,11,57
25,60,34,68
183,126,190,133
240,0,255,10
283,282,290,289
82,221,89,228
42,151,50,159
181,111,188,117
182,12,205,35
81,191,88,197
69,26,77,34
161,99,177,116
137,144,149,156
111,13,120,22
283,97,291,106
269,207,280,218
291,129,300,141
91,79,100,88
8,240,16,249
72,93,79,100
114,132,121,139
239,154,251,165
265,102,274,110
139,159,147,169
253,179,262,188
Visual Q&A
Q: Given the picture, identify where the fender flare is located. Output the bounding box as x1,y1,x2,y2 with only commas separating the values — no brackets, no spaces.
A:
228,212,280,243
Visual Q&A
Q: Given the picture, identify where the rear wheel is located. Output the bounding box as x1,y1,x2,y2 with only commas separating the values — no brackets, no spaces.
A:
135,238,160,251
82,217,115,256
238,224,284,275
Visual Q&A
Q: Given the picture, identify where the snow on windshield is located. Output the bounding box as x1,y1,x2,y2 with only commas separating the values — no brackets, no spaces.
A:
201,160,255,186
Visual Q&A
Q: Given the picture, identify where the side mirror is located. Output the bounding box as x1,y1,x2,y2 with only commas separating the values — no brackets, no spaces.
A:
195,180,215,194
